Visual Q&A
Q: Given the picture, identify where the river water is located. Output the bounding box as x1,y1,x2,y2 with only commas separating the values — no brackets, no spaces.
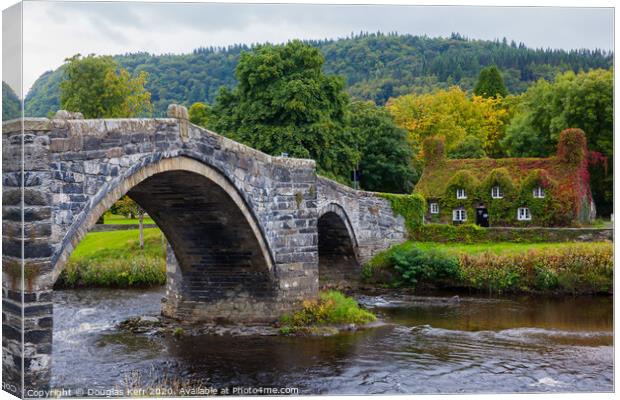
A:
52,288,613,395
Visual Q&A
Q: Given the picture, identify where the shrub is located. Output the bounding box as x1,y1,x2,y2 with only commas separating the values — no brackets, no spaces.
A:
280,291,376,332
364,241,612,294
390,246,461,288
57,254,166,288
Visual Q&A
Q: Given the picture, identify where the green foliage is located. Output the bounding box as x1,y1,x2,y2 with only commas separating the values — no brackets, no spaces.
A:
448,136,486,159
347,100,418,193
59,54,152,118
517,169,562,226
280,290,376,333
188,102,210,127
501,69,613,215
390,246,461,288
365,241,613,294
25,33,612,117
478,168,517,225
410,224,487,244
379,193,426,234
440,170,479,220
208,41,357,183
2,81,20,121
474,65,508,98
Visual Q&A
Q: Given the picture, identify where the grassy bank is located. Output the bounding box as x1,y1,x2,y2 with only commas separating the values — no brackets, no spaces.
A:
363,241,613,295
56,228,166,288
279,291,376,335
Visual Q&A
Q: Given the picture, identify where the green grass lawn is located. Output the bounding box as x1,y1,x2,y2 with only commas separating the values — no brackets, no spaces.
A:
411,241,609,255
102,213,155,225
70,228,164,262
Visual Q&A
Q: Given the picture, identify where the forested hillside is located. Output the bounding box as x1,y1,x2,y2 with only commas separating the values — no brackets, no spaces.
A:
2,81,21,121
24,32,612,117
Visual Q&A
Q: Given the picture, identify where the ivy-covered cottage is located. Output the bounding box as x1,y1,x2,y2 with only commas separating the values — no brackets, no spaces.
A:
415,129,596,227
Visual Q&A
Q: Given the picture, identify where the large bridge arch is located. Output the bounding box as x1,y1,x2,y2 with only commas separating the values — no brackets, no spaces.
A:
51,156,275,285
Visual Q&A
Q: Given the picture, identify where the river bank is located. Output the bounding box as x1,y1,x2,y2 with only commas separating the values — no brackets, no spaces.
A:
363,241,613,295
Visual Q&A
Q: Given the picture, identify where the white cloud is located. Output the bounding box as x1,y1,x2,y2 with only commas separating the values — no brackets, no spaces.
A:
20,1,614,94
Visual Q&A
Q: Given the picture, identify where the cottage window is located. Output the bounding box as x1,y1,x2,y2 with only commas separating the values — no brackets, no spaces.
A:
533,187,545,198
491,185,503,199
456,188,467,199
517,207,531,221
453,209,467,222
430,203,439,214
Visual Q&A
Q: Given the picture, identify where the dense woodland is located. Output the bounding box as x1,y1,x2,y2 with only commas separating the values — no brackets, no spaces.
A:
23,32,612,117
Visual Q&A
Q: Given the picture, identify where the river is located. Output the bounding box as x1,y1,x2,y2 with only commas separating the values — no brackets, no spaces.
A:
52,288,613,395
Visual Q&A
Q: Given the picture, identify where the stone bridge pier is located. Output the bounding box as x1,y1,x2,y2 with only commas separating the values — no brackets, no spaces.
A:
2,105,407,395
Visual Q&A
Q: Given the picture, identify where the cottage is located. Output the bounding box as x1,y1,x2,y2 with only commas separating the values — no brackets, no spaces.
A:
414,129,596,227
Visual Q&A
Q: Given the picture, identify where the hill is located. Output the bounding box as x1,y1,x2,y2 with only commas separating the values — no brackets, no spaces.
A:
24,32,613,117
3,81,21,121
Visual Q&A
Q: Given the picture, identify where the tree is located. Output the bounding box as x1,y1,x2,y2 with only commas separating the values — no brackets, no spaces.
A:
501,69,613,215
448,136,486,159
116,196,146,249
208,40,358,183
347,101,418,193
188,102,210,127
474,66,508,98
386,87,509,158
59,54,152,118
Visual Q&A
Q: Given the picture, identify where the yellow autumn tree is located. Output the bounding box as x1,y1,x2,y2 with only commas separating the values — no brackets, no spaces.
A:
386,87,509,158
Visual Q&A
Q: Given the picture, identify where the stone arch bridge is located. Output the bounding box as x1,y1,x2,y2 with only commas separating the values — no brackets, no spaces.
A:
2,105,407,393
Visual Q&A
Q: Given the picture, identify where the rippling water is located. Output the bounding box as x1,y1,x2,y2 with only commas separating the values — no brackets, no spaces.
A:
52,288,613,395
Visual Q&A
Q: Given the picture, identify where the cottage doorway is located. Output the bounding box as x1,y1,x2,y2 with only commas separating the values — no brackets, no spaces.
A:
476,207,489,227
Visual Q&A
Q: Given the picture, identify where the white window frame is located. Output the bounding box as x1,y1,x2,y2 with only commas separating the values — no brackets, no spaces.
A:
491,185,503,199
430,202,439,214
517,207,531,221
452,209,467,222
532,187,545,198
456,188,467,199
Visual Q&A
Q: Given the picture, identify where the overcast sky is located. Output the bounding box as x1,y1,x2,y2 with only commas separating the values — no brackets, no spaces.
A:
13,1,615,94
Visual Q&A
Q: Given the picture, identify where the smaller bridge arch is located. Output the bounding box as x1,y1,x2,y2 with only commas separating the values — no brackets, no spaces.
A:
317,202,361,287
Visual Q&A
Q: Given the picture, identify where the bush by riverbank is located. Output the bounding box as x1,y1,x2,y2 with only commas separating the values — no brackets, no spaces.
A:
279,291,376,335
56,228,166,288
363,241,613,294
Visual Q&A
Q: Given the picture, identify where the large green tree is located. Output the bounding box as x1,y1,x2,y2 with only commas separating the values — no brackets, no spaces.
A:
208,40,357,183
59,54,152,118
501,69,613,215
474,65,508,98
347,101,417,193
